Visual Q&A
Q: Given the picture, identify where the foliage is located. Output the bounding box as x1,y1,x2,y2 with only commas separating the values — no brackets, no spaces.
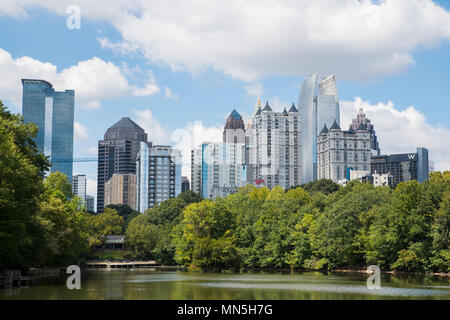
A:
87,207,124,248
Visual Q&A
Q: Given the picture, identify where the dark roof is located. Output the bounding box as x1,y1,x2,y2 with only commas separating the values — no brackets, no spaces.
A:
320,124,329,134
347,126,355,134
109,117,144,131
288,102,298,113
255,107,262,116
224,109,245,130
262,101,272,111
330,120,341,130
357,122,367,131
282,107,288,115
229,109,242,120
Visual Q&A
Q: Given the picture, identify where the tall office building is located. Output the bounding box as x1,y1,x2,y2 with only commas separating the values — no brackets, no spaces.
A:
136,143,182,213
181,176,190,193
86,195,95,213
223,109,245,143
371,147,429,188
247,101,301,189
191,148,203,196
22,79,74,181
72,174,87,202
104,173,137,210
317,121,371,182
192,141,247,199
97,117,149,212
350,108,380,156
298,74,340,184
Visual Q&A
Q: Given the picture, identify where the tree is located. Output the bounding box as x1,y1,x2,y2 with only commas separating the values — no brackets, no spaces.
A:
0,101,49,270
43,171,73,199
125,215,159,259
88,207,124,248
301,179,340,195
104,204,139,228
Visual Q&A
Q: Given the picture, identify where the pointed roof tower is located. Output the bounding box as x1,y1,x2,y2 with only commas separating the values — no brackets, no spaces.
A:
263,101,272,111
224,109,244,130
288,102,298,113
347,126,355,134
357,122,367,131
320,124,329,134
330,119,341,130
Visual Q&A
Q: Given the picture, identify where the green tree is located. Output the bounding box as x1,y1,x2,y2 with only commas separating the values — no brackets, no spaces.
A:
125,215,159,259
88,207,124,248
0,101,49,270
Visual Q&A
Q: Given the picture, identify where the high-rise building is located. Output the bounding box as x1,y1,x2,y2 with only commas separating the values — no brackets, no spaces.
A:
181,176,190,193
246,101,301,189
317,121,371,182
72,174,87,202
192,141,247,199
298,74,340,184
96,117,149,212
86,195,95,213
370,147,429,188
136,143,182,213
21,79,74,181
190,148,203,196
350,108,380,156
223,109,245,143
429,160,435,175
104,173,137,210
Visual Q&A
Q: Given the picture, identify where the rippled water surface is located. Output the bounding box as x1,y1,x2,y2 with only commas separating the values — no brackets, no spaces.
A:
1,270,449,300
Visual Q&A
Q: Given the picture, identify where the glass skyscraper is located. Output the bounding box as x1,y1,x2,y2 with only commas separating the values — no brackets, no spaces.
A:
299,74,340,184
22,79,74,181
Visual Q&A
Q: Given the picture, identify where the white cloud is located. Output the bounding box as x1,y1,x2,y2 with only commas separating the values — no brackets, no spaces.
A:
0,48,160,110
340,98,450,171
74,121,89,140
4,0,449,81
133,109,170,144
245,83,263,97
171,121,223,177
164,86,179,100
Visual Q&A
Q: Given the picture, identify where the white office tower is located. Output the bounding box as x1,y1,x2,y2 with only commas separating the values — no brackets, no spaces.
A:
247,100,301,189
136,142,182,213
299,73,340,184
193,142,247,199
191,148,203,196
72,174,87,202
317,121,371,183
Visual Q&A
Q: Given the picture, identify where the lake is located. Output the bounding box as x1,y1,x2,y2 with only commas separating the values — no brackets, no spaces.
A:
1,270,449,300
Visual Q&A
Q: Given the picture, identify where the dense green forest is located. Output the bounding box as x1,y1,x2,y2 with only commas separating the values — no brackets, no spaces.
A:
1,101,449,273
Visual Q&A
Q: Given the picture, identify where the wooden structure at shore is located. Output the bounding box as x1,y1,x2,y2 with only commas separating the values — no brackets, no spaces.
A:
84,260,184,270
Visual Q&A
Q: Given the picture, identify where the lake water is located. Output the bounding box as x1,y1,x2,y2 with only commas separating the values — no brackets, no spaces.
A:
1,270,449,300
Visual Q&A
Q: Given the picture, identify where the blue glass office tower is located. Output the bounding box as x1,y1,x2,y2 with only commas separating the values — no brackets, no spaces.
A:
299,74,340,184
21,79,75,182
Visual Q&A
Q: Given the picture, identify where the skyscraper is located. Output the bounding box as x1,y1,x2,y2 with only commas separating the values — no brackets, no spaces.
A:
370,147,429,187
104,173,137,210
317,121,371,183
97,117,148,212
72,174,87,202
136,143,182,213
247,101,301,189
181,176,190,193
299,74,340,184
22,79,74,181
350,108,380,156
223,109,245,143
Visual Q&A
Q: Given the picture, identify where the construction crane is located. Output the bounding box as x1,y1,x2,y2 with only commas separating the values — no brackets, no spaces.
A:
51,157,115,164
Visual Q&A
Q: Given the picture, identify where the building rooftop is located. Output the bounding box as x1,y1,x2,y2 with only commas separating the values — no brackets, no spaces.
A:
330,120,341,130
320,124,329,134
288,102,298,113
109,117,145,132
262,101,272,111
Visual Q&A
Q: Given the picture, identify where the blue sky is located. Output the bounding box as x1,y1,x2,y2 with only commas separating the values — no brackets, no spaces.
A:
1,0,450,197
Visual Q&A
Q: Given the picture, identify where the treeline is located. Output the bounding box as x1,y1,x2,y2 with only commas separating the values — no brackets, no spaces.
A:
1,101,449,273
126,176,449,273
0,102,133,271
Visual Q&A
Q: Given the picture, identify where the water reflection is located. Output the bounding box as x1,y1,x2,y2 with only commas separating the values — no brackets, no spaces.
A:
1,270,449,300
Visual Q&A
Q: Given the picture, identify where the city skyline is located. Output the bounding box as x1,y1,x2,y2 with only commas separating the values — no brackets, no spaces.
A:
1,0,450,199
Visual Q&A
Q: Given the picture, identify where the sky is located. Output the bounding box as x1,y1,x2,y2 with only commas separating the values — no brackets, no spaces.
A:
1,0,450,200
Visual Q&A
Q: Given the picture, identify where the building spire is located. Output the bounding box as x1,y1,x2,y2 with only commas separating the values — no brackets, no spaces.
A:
257,97,261,107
